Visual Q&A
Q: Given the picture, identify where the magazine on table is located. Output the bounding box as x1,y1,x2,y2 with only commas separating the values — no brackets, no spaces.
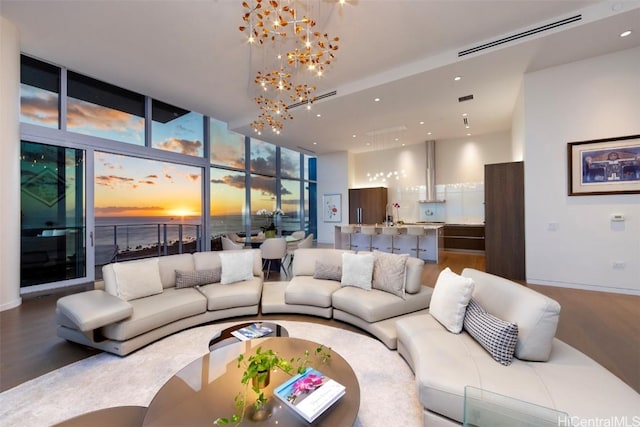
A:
230,323,273,341
274,367,346,422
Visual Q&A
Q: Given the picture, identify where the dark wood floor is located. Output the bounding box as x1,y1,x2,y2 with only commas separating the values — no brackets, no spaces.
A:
1,251,638,394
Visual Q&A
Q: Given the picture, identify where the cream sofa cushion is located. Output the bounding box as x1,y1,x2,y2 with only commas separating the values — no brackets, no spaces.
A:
429,267,474,333
193,249,262,277
285,276,342,307
111,258,163,301
341,252,374,290
101,287,206,341
462,268,561,361
157,253,195,288
292,248,352,277
197,277,263,310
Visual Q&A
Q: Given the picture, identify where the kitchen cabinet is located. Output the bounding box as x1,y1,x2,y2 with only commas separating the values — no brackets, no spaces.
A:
348,187,387,225
484,161,525,280
443,225,485,251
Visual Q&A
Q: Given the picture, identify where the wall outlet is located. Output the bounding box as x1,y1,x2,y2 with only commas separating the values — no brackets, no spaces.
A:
612,261,626,269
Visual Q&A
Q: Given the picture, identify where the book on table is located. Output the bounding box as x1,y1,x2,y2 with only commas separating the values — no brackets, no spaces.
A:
230,323,273,341
274,367,346,422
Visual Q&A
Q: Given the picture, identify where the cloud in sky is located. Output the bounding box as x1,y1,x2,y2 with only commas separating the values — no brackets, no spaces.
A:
95,175,136,188
211,173,291,196
157,138,203,156
66,98,145,132
20,94,59,126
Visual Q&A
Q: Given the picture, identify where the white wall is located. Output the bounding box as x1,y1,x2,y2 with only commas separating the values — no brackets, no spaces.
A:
0,16,22,310
511,84,525,162
353,143,427,222
524,47,640,294
317,151,351,244
436,132,512,184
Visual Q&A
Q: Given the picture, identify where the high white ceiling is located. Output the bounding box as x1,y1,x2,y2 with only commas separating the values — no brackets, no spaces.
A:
1,0,639,155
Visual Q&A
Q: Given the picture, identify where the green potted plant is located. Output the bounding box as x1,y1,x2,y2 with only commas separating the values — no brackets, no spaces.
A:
214,345,331,425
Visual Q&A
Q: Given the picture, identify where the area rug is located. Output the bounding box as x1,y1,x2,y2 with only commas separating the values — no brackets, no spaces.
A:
0,320,423,426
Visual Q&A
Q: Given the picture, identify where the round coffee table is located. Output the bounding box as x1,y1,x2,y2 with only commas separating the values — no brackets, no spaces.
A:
143,337,360,426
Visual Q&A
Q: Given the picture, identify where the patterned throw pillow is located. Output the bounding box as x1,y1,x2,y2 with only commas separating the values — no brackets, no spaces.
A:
175,268,222,288
371,250,408,299
313,261,342,281
463,298,519,366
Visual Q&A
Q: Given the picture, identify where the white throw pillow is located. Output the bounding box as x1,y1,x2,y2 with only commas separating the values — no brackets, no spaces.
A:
341,253,374,290
429,267,475,333
112,258,163,301
219,250,255,284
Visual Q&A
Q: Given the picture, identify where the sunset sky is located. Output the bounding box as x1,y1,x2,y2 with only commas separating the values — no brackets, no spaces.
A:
21,84,302,219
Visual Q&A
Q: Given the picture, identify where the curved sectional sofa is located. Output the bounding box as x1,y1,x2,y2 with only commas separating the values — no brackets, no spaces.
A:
56,248,640,425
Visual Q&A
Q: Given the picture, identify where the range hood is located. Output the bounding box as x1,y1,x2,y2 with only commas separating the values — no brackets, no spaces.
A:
421,140,445,203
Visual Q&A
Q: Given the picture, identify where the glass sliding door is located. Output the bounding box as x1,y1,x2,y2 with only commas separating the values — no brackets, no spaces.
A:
20,141,86,287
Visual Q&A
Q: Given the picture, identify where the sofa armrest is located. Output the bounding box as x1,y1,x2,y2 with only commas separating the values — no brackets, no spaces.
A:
57,290,133,331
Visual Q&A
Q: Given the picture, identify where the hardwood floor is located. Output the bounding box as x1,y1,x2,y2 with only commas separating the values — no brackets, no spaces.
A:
1,251,638,394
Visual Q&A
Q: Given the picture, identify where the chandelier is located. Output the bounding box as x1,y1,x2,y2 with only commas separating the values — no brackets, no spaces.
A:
239,0,343,135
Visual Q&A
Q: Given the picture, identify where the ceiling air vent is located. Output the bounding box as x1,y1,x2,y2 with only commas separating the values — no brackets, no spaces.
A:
458,14,582,57
458,94,474,103
287,90,337,110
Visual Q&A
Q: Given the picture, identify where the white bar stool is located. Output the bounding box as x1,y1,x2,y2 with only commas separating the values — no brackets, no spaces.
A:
381,226,400,254
360,226,379,251
341,225,358,250
407,226,427,258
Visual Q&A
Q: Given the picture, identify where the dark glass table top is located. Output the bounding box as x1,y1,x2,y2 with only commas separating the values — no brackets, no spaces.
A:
143,337,360,426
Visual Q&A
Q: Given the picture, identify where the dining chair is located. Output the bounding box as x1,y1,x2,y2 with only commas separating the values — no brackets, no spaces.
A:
221,236,244,250
284,233,314,270
259,237,287,279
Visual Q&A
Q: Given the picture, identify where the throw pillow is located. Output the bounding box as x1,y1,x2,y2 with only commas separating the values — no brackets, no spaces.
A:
429,267,475,333
112,258,163,301
314,261,342,281
175,268,222,288
372,250,408,298
464,298,519,366
219,251,255,285
341,253,374,290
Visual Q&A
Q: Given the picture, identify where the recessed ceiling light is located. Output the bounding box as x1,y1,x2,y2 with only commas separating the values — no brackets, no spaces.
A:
462,113,468,117
395,138,399,141
374,98,381,102
454,76,462,81
419,121,425,125
316,113,321,117
466,133,472,136
366,142,371,146
427,132,432,136
620,30,632,37
352,134,357,138
402,143,405,147
312,142,317,145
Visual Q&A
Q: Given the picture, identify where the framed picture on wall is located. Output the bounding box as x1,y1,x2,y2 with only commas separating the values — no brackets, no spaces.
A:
567,134,640,196
323,193,342,222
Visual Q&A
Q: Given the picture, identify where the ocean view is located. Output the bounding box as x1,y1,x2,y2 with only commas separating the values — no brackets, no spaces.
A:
95,214,303,255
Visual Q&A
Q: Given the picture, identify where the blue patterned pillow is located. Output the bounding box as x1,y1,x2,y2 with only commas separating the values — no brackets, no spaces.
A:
463,298,519,366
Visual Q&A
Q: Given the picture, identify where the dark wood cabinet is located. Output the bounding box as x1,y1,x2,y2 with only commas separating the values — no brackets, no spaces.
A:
443,225,485,251
484,161,525,280
348,187,387,224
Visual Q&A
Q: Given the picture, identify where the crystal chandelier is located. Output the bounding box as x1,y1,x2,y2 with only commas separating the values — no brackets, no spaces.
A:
240,0,343,135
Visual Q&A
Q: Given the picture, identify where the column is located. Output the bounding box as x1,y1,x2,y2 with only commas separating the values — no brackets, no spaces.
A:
0,16,22,310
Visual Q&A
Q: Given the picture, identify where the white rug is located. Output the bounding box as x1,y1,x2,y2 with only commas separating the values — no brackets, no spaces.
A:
0,320,423,426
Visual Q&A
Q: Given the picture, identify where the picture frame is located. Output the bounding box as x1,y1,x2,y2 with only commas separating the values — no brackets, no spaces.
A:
323,193,342,222
567,134,640,196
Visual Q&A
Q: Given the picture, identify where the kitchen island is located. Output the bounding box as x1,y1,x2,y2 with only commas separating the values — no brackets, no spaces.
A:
334,224,444,263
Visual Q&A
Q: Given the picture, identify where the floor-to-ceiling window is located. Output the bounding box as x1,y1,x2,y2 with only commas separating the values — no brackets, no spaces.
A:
19,54,315,291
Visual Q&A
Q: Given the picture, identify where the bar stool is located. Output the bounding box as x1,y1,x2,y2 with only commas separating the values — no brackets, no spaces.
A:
360,226,379,251
407,226,427,259
381,226,400,254
341,225,358,250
